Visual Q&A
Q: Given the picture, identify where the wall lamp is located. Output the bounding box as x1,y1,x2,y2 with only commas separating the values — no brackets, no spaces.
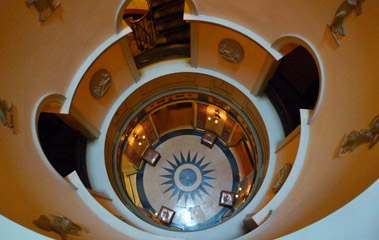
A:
208,109,221,124
132,131,146,146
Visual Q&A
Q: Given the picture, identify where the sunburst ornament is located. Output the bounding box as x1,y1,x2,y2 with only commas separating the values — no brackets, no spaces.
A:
160,151,215,206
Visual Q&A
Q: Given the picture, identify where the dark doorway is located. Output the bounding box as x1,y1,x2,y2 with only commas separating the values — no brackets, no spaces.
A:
265,46,319,136
38,113,91,188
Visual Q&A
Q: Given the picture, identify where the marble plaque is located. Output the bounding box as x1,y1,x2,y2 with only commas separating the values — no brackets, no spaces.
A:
218,39,244,63
90,69,112,99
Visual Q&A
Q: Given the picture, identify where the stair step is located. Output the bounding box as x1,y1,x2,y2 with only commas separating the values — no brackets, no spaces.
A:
151,0,183,9
153,3,184,18
154,12,183,23
158,24,189,36
157,30,190,45
134,44,190,69
155,19,187,31
152,0,184,12
157,37,190,47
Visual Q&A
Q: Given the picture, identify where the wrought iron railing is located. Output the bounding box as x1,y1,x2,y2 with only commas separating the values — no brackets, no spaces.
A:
124,1,157,51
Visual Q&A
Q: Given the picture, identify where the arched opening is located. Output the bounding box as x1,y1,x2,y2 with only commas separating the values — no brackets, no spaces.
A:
264,45,320,136
270,35,325,125
118,0,191,69
37,112,90,187
35,95,93,189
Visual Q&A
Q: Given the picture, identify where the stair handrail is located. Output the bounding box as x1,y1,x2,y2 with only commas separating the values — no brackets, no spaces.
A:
124,0,157,51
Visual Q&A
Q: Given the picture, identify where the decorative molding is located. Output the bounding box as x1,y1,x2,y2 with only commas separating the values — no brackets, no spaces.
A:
272,163,292,194
218,39,244,63
33,214,87,240
339,115,379,156
90,69,112,99
25,0,61,25
327,0,365,46
0,99,15,133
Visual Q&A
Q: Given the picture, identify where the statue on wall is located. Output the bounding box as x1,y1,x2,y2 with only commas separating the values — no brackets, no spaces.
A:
327,0,365,46
0,99,15,133
218,39,244,63
33,214,87,240
339,115,379,156
25,0,61,25
272,163,292,194
90,69,112,99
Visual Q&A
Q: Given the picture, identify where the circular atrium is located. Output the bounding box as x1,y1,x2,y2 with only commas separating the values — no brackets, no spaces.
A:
110,85,265,231
1,0,378,240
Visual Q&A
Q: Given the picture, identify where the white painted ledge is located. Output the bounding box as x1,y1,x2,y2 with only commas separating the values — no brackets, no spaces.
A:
277,179,379,240
236,109,310,239
62,28,132,114
85,59,285,240
0,215,53,240
183,14,283,60
66,171,182,240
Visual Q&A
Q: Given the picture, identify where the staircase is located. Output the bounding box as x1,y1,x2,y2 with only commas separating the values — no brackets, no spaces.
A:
152,0,190,46
124,0,190,69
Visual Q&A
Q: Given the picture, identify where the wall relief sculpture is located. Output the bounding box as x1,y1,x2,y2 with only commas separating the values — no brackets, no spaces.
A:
218,39,244,63
339,115,379,156
327,0,365,46
90,69,112,99
0,99,15,133
33,214,87,240
25,0,61,25
272,163,292,194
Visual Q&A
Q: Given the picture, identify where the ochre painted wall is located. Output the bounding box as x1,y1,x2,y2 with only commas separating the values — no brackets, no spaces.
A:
0,0,378,239
197,22,270,90
72,41,135,130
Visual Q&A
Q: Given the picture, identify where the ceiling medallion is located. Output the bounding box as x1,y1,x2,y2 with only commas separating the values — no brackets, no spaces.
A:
218,39,244,63
90,69,112,99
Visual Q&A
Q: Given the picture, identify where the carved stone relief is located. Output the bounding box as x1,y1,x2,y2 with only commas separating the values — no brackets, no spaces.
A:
0,99,15,133
25,0,61,25
90,69,112,99
218,39,244,63
327,0,365,46
272,163,292,194
339,115,379,156
33,214,87,240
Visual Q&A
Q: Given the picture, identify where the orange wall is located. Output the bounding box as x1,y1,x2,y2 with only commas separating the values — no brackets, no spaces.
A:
193,0,379,238
196,22,270,90
72,41,135,130
0,0,143,238
1,0,378,239
257,132,301,211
